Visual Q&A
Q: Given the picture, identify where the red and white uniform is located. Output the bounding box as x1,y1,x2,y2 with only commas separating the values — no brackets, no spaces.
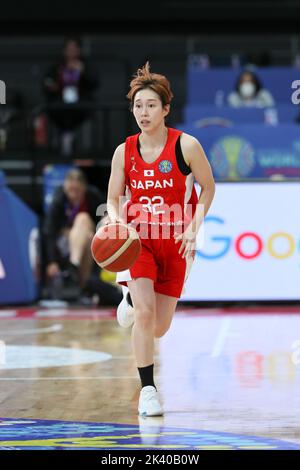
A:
117,127,198,298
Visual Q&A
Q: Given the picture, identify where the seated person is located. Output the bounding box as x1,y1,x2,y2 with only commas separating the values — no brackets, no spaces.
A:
43,36,98,155
228,70,275,108
44,168,105,299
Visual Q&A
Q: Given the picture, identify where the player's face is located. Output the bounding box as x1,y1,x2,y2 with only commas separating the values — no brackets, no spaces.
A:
133,89,169,132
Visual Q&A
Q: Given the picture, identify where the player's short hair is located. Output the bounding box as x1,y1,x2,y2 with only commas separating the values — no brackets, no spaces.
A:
127,61,174,111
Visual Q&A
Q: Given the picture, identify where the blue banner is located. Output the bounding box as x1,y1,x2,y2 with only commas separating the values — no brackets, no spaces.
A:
187,66,300,104
177,124,300,179
183,104,299,124
0,171,40,304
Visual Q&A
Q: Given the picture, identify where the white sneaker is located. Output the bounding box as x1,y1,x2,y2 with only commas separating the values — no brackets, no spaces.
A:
116,286,134,328
138,386,163,417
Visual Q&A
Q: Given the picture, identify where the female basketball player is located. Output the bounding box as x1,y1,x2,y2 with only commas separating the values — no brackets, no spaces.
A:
106,62,215,416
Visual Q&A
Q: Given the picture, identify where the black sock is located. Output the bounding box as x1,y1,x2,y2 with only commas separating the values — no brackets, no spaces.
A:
126,292,133,307
138,364,156,389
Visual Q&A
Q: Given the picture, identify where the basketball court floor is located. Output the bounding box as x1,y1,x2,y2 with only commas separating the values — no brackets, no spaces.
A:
0,305,299,450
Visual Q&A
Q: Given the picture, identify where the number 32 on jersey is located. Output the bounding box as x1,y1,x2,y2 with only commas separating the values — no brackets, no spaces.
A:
139,196,165,215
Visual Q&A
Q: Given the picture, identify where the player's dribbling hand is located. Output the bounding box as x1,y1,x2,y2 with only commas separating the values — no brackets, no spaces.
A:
102,214,126,226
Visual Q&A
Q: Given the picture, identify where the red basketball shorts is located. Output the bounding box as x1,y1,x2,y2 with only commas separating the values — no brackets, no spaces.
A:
117,232,194,298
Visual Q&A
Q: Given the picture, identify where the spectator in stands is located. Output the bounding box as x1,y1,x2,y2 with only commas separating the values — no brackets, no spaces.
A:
44,168,105,301
43,36,98,155
228,70,274,108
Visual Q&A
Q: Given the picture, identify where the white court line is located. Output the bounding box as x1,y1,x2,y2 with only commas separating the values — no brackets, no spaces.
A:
0,324,63,335
36,309,68,317
211,317,232,358
0,311,17,318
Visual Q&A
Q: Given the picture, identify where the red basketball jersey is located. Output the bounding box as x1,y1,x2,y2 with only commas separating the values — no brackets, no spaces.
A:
124,127,198,232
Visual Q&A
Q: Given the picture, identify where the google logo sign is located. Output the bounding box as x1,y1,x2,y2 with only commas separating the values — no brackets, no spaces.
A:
197,216,297,260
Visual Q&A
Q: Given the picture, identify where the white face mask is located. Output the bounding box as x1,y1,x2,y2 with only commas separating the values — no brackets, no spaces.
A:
239,82,256,98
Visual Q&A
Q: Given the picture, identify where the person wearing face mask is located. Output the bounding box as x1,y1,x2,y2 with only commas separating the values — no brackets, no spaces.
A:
228,70,274,108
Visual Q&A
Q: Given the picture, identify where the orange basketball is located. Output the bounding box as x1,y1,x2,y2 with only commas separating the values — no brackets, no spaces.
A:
91,223,141,272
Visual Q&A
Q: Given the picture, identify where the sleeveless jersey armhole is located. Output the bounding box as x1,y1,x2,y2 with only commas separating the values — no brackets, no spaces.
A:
124,137,132,187
176,135,191,175
137,136,141,157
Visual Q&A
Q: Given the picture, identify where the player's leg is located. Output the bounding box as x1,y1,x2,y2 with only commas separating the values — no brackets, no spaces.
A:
154,293,178,338
128,277,156,367
152,242,195,338
128,277,163,416
116,236,156,328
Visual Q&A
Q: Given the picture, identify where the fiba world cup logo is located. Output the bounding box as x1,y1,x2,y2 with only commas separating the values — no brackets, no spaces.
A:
210,136,255,179
158,160,172,173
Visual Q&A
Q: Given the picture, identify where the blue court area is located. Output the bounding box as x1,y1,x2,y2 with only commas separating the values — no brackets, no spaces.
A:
0,418,299,450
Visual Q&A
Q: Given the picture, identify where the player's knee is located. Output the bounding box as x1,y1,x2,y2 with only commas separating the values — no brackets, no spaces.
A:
135,306,155,330
154,324,170,338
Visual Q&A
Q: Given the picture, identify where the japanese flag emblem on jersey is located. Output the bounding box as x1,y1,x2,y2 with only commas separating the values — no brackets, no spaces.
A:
144,169,154,177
